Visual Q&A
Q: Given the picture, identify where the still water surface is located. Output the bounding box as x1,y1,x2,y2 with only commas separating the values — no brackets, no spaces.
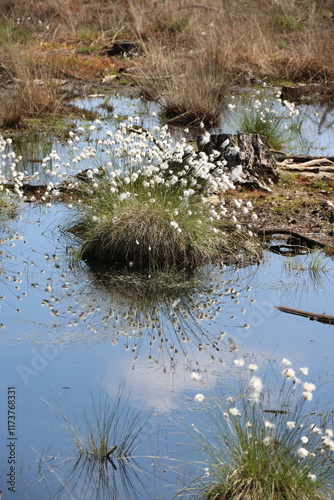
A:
1,93,334,499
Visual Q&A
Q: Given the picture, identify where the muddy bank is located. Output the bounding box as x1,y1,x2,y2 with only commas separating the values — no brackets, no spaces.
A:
233,175,334,254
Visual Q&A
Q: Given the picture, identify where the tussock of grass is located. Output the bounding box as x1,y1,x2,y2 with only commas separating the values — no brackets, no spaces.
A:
132,38,229,127
184,358,334,500
283,251,331,290
0,194,17,221
69,182,253,271
0,18,33,44
65,119,262,272
44,385,149,499
3,1,334,82
0,47,71,126
161,57,228,127
2,1,334,129
230,96,302,151
47,385,146,465
283,252,330,274
0,192,12,212
236,107,288,152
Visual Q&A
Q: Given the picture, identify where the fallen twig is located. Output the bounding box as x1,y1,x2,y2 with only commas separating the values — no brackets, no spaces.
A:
276,155,334,172
275,154,334,163
274,305,334,325
179,3,221,11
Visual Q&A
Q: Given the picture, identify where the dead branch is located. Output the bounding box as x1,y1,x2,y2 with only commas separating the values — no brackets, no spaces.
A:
274,306,334,325
179,4,221,11
275,154,334,163
277,157,334,173
258,229,326,249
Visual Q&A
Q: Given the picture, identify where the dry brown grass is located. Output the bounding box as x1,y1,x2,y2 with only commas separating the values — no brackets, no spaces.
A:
126,0,334,123
2,0,334,81
0,47,66,126
1,0,334,126
132,42,228,126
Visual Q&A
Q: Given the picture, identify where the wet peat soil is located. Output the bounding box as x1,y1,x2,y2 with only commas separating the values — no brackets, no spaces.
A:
234,175,334,255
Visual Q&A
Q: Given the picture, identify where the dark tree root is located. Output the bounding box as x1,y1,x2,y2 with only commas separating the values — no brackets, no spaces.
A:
258,228,326,254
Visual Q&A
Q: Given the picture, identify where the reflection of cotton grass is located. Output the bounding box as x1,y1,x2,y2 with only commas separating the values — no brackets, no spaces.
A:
194,394,205,403
191,372,202,383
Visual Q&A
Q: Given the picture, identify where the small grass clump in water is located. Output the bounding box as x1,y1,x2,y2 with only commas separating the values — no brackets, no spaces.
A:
282,251,331,290
47,386,146,466
66,117,261,272
44,386,149,499
186,357,334,500
283,251,330,274
230,96,302,151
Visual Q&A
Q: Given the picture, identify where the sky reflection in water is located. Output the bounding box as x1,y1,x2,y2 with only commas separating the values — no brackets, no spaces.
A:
1,94,334,498
1,202,334,498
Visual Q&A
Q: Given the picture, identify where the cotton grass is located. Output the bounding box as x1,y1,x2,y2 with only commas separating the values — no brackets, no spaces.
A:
66,117,262,272
229,95,302,151
182,357,334,500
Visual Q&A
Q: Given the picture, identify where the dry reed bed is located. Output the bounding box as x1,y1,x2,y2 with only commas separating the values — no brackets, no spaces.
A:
1,0,334,126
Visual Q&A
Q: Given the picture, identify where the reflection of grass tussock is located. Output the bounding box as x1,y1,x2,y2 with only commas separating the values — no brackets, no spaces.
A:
80,263,255,370
86,265,204,308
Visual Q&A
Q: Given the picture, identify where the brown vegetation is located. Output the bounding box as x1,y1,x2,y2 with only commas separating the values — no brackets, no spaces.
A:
1,49,64,126
1,0,334,126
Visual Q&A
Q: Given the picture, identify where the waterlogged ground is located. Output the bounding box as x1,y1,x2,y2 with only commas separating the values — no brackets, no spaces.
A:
1,94,334,499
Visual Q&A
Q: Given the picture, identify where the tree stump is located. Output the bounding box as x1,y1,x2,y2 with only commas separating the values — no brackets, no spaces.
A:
197,133,279,190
